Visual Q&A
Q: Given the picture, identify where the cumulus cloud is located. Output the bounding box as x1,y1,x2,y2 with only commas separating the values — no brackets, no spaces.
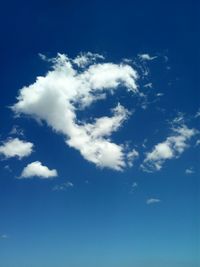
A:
12,52,140,171
20,161,58,179
0,138,33,159
142,116,197,172
146,198,161,205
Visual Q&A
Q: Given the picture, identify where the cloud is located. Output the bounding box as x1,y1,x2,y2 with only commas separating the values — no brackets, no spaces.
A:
0,138,34,159
195,109,200,118
4,165,12,172
146,198,161,205
12,52,140,171
130,182,138,193
52,181,74,191
20,161,58,179
156,93,164,97
132,182,138,188
139,54,157,61
144,83,153,89
142,116,197,172
73,52,104,67
9,125,24,137
127,149,139,167
185,168,195,175
195,140,200,146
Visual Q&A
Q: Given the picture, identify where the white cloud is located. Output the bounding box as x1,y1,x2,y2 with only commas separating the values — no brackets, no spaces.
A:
139,54,157,61
146,198,161,205
12,53,140,171
156,93,164,97
144,83,153,89
0,138,33,159
142,117,197,172
185,168,195,175
127,149,139,167
52,181,74,191
20,161,58,179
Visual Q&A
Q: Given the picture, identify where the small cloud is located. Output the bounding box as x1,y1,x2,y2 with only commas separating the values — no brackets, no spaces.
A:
142,138,148,148
127,149,139,167
20,161,58,179
195,140,200,146
132,182,138,188
4,165,12,172
52,181,74,191
139,54,157,61
129,182,138,194
38,53,48,61
9,125,24,137
156,93,164,97
185,168,195,175
195,109,200,118
144,83,153,89
122,58,133,64
141,115,197,172
0,138,34,159
146,198,161,205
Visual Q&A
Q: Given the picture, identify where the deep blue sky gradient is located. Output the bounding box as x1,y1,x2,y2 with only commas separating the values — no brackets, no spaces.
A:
0,1,199,267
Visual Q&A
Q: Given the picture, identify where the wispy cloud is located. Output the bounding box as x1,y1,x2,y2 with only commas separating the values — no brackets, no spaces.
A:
138,53,157,61
185,168,195,175
195,109,200,118
9,125,24,137
146,198,161,205
127,149,139,167
195,140,200,146
4,165,12,172
52,181,74,191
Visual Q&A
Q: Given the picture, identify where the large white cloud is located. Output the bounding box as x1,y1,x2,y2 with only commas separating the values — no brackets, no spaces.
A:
12,53,140,170
20,161,58,179
0,138,33,159
142,117,197,172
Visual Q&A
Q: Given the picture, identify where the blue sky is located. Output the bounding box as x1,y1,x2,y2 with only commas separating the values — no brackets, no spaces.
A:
0,1,199,267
